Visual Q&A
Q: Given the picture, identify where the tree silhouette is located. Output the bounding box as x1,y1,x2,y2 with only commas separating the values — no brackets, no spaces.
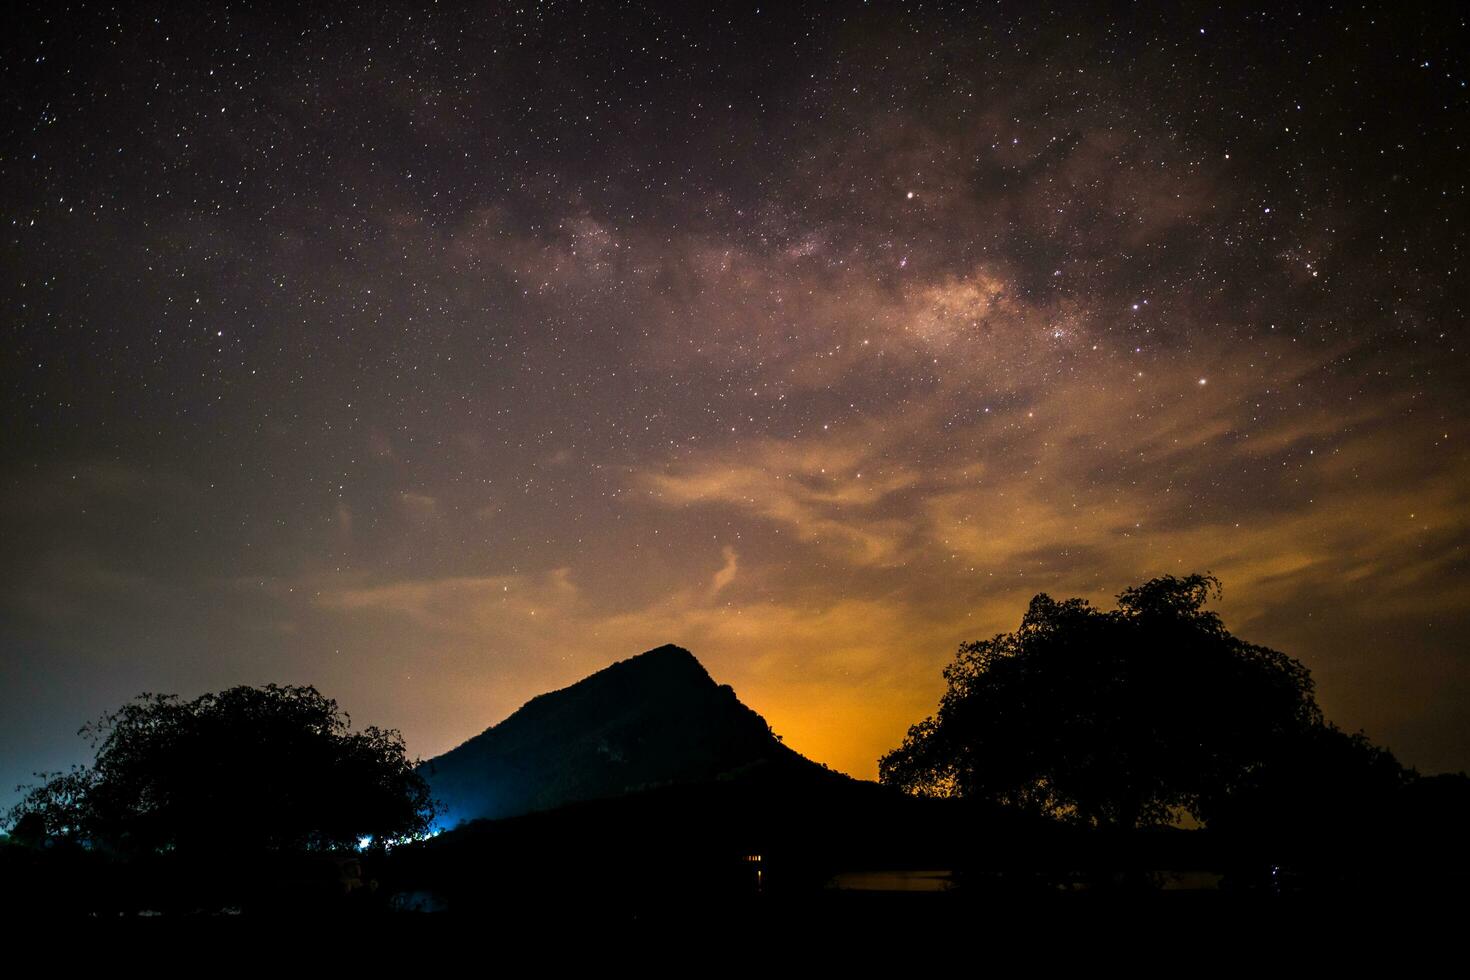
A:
879,575,1326,830
6,684,435,856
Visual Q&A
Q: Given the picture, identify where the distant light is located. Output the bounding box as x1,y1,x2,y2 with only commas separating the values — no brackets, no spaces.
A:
357,836,373,851
1198,377,1208,386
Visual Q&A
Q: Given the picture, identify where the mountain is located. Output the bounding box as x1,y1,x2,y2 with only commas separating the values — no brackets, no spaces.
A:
400,644,1058,911
420,644,835,827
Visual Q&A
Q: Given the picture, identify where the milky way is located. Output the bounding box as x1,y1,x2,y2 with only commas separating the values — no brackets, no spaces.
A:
3,3,1467,799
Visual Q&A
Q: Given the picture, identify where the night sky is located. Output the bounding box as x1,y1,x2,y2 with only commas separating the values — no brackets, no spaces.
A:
4,2,1468,805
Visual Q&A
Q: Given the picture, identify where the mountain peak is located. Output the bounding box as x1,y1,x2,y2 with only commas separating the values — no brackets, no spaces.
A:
637,642,697,661
599,643,710,683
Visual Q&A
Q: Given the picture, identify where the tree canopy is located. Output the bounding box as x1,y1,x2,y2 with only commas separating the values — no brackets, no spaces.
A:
7,684,435,855
878,575,1329,830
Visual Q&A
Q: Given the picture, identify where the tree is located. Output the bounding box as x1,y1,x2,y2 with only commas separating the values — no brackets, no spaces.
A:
6,684,436,856
879,575,1326,830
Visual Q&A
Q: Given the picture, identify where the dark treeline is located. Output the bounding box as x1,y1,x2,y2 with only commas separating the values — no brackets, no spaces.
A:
4,576,1468,921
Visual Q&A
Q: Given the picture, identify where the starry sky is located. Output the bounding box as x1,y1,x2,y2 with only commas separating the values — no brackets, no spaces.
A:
3,1,1468,805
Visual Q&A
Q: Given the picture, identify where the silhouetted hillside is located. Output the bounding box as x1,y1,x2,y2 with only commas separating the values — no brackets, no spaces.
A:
420,644,837,826
391,756,1037,912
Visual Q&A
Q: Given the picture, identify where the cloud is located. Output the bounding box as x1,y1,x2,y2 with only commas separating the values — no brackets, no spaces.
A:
639,428,920,567
710,546,739,596
314,567,579,636
398,491,439,523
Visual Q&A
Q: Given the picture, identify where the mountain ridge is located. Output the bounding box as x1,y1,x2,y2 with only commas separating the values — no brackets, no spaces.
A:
420,643,834,827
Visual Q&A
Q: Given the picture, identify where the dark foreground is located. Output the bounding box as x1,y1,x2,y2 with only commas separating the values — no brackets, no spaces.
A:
22,888,1467,972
